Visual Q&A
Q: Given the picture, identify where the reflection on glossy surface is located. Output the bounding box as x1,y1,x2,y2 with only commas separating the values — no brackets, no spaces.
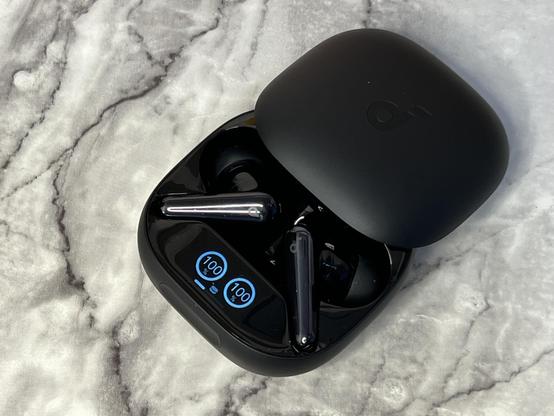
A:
161,192,279,222
286,225,317,351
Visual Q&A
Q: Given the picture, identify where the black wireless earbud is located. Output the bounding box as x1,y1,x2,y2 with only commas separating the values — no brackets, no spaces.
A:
285,223,317,351
283,207,384,351
160,192,279,223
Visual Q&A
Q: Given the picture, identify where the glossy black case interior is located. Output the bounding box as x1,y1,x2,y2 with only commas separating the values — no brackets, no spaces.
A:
138,112,411,376
138,29,508,376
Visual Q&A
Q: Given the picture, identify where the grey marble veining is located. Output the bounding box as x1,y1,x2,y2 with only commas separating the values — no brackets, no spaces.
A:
1,1,553,415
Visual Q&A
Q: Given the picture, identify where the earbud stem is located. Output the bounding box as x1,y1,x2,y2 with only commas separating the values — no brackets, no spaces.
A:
160,192,279,223
286,225,317,350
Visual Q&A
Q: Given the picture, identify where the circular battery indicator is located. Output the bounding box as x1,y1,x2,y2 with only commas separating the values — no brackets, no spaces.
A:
195,251,228,281
224,277,256,309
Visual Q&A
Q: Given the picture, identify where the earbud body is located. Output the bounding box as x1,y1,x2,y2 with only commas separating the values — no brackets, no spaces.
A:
161,192,279,223
286,224,317,351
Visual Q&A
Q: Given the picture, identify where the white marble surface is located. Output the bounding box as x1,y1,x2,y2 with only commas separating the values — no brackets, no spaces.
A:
1,0,553,415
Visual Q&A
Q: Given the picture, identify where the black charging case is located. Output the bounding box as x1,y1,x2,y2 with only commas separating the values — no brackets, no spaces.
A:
138,29,509,376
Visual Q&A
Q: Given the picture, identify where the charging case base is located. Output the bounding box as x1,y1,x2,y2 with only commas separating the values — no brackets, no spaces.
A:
138,112,411,376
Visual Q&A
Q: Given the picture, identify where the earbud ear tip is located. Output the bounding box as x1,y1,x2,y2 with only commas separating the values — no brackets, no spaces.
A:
342,256,386,307
210,145,264,192
319,249,353,304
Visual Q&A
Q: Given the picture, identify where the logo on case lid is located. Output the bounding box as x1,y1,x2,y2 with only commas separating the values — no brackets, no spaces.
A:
367,100,432,131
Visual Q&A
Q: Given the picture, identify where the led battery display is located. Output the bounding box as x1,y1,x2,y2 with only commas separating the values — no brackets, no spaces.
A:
156,222,288,348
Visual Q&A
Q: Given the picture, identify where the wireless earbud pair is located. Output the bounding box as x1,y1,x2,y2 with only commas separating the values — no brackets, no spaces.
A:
158,155,375,352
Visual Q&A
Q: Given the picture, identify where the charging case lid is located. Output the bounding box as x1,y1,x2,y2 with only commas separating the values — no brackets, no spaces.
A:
255,29,508,248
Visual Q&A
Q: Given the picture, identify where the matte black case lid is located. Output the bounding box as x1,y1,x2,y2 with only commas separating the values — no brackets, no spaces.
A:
255,29,508,248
